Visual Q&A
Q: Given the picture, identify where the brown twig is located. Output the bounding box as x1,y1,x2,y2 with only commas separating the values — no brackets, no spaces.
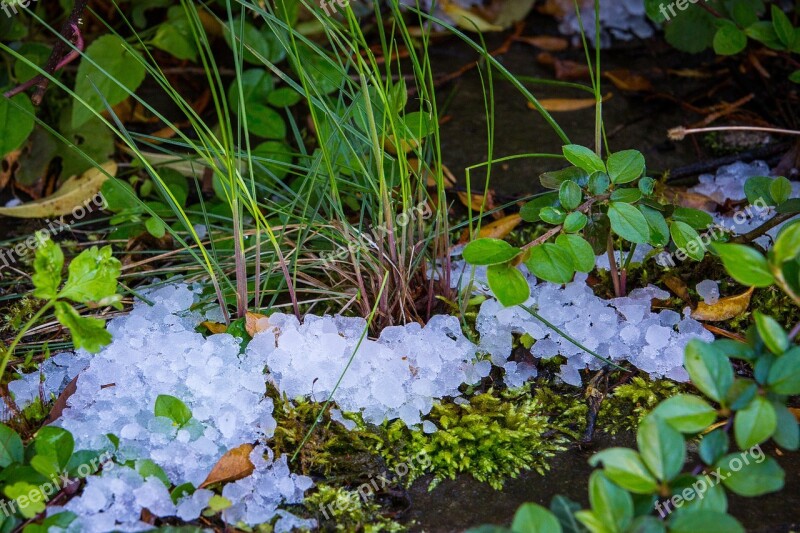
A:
520,194,608,251
729,211,799,244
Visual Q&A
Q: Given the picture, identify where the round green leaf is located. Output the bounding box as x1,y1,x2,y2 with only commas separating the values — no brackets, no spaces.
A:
555,234,595,273
670,221,704,261
154,394,192,427
587,471,634,532
487,263,530,307
145,217,167,239
698,429,729,466
588,171,610,195
772,220,800,265
651,394,717,434
589,448,659,494
638,176,656,196
672,207,714,230
520,192,559,223
34,427,74,469
754,311,789,354
562,211,588,233
637,415,686,482
684,340,734,404
0,92,35,156
563,145,605,174
540,207,567,225
773,402,799,450
525,243,575,284
608,202,650,244
769,176,792,205
0,424,23,468
610,188,642,204
511,503,562,533
266,87,302,107
734,396,776,449
462,238,521,266
712,243,774,287
607,150,645,184
719,454,784,496
714,22,748,55
638,205,669,247
766,347,800,395
558,181,582,211
669,510,744,533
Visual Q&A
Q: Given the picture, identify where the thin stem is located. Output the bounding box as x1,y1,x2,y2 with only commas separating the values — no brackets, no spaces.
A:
669,126,800,141
730,212,799,244
607,233,622,297
521,194,608,251
520,304,628,371
0,301,54,380
789,320,800,341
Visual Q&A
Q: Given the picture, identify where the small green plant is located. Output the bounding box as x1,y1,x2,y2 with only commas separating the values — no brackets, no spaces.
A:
0,424,108,529
468,219,800,532
0,233,121,381
644,0,800,82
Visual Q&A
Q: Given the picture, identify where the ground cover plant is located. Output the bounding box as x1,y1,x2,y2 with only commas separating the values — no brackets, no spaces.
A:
0,0,798,531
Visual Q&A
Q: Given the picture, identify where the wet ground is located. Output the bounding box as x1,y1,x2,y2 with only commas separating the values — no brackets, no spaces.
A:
405,432,800,532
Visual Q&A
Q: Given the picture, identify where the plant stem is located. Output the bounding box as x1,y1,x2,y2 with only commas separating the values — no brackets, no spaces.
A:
0,301,54,381
520,305,628,371
669,126,800,141
607,233,622,298
730,212,799,244
521,194,608,251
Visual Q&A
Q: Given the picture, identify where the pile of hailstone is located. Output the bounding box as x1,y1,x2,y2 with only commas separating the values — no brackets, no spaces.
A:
43,285,314,533
557,0,654,46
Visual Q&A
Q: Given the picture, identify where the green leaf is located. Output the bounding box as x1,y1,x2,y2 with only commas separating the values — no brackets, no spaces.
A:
671,207,713,230
684,340,734,404
252,141,294,182
154,394,193,427
511,503,563,533
730,0,760,27
606,150,645,184
713,21,748,55
563,212,588,233
771,4,794,47
550,496,585,533
72,35,147,129
744,176,777,206
772,220,800,265
53,302,112,353
151,6,198,61
266,87,302,107
223,18,286,65
769,176,792,205
772,403,799,450
746,21,783,49
540,207,567,225
58,245,121,304
713,243,774,287
0,425,23,468
726,378,758,411
589,448,658,494
137,459,171,487
520,192,559,223
637,415,685,482
790,70,800,83
587,171,610,195
555,234,595,273
698,429,728,465
563,145,605,175
462,239,521,266
32,235,64,300
638,176,656,196
145,217,167,239
574,511,609,533
0,93,35,156
609,188,642,204
665,7,716,53
638,205,669,247
766,347,800,394
651,394,717,434
668,510,744,533
525,243,575,284
608,202,650,244
399,111,436,141
487,263,531,307
587,471,633,532
670,221,704,261
734,396,776,449
559,181,582,211
243,104,286,139
34,426,74,470
540,166,589,190
719,454,784,496
754,311,789,354
4,482,46,518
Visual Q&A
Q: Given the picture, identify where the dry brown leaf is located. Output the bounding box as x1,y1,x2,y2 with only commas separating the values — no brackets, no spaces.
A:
45,374,79,424
667,68,714,79
554,58,591,80
533,93,612,112
200,444,255,488
0,150,21,192
245,312,271,337
515,35,568,51
692,287,754,322
659,186,719,212
457,190,503,219
604,69,654,92
702,324,747,342
662,274,693,307
201,321,228,334
790,408,800,423
478,214,522,239
0,161,115,219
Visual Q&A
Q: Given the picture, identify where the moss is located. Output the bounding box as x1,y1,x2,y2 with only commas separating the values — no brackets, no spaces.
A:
729,286,800,332
304,484,406,532
598,376,681,434
375,388,570,490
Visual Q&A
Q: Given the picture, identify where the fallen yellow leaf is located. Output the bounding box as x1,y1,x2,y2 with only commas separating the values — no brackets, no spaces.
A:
604,69,654,92
200,444,255,488
245,312,271,337
478,214,522,239
0,161,116,219
441,3,502,31
532,93,612,112
691,287,754,322
200,321,228,334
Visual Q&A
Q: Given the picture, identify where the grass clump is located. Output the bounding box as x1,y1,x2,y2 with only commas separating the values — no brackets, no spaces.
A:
377,388,570,490
304,484,406,533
